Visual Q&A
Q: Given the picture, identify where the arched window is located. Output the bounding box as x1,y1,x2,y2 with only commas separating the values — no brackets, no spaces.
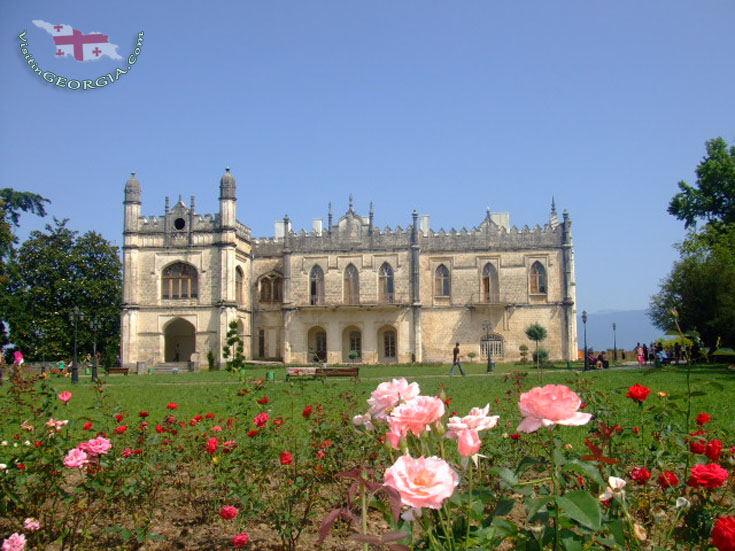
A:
310,265,324,305
530,262,547,294
434,264,450,297
162,262,198,299
259,274,283,303
384,330,396,358
344,264,359,304
482,263,499,302
236,267,244,305
378,263,394,303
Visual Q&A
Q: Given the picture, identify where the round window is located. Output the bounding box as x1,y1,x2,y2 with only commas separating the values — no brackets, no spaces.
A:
174,218,186,230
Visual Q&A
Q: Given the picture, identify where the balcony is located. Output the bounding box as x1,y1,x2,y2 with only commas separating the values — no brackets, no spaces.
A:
299,293,410,310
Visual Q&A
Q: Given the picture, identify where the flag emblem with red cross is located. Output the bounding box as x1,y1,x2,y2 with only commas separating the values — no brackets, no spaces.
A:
32,20,123,62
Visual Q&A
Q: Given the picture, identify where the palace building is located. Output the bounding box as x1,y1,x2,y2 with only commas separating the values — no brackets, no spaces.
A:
120,168,578,370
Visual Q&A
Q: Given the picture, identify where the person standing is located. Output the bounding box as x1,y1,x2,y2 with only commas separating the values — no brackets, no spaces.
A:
642,343,649,365
450,342,466,376
636,343,644,368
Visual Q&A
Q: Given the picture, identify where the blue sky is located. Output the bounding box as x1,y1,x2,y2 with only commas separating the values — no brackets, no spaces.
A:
1,1,733,320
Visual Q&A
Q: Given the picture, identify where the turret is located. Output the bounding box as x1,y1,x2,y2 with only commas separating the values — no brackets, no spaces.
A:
219,166,237,228
123,172,141,232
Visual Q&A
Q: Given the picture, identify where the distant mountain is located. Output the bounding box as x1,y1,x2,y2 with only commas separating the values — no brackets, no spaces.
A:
577,309,664,352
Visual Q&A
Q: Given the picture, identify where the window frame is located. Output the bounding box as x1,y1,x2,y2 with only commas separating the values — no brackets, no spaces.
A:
161,262,198,300
530,261,547,295
434,264,450,297
378,263,394,303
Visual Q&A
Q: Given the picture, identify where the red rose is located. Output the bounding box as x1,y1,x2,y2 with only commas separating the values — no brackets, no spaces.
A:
444,398,452,406
17,463,26,471
510,433,521,440
280,451,293,465
115,425,128,434
658,470,679,489
688,463,729,488
712,516,735,551
706,439,723,462
274,416,284,426
220,505,238,520
302,406,313,419
233,533,249,547
206,413,216,419
115,414,124,423
247,430,259,438
83,422,93,431
34,441,42,448
626,384,651,403
156,425,165,434
631,466,651,484
139,411,149,418
257,397,270,405
690,437,707,454
696,413,711,426
253,412,269,428
190,418,198,427
580,402,587,409
167,403,178,410
227,418,233,427
633,427,640,435
206,437,218,455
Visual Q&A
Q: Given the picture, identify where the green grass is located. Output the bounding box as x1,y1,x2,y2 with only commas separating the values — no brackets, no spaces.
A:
3,362,734,444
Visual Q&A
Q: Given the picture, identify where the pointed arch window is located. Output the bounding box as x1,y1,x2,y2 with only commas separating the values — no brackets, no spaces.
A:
236,267,244,305
378,263,394,303
259,274,283,303
482,263,499,302
434,264,450,297
530,262,547,294
344,264,359,304
310,265,324,305
162,262,198,299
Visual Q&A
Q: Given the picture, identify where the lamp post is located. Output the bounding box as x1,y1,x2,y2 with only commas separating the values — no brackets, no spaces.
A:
89,317,101,381
582,310,589,371
612,322,617,364
482,320,493,373
69,306,84,384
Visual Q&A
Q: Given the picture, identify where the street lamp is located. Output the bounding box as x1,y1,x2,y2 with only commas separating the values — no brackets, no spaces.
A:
482,320,493,373
612,322,617,364
582,310,589,371
89,317,102,381
69,306,84,384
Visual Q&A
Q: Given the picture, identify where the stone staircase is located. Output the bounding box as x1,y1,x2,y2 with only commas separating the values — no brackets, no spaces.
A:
152,362,192,374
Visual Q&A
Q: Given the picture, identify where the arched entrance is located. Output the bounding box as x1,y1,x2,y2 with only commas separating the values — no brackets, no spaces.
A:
164,318,196,362
342,325,362,363
377,325,397,364
307,326,327,363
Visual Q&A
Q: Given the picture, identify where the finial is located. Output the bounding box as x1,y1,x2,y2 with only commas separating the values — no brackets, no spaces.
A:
551,196,557,213
131,171,136,177
369,201,374,213
412,209,418,219
178,194,182,203
191,195,196,209
225,166,230,172
486,207,491,218
349,194,354,210
328,202,332,214
165,196,170,213
563,209,569,220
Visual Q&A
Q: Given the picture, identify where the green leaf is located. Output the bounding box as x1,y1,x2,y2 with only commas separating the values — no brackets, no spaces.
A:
560,528,583,551
556,491,601,531
526,496,553,519
489,466,519,487
562,459,605,488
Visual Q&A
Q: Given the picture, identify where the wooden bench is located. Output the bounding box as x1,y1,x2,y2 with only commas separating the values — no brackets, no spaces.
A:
106,367,130,376
285,366,359,380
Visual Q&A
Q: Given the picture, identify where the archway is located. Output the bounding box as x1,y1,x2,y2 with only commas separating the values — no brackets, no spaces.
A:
164,318,196,362
377,325,397,363
342,325,362,362
307,326,327,363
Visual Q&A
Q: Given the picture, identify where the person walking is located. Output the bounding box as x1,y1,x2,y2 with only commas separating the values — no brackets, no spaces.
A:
449,342,466,376
636,343,644,368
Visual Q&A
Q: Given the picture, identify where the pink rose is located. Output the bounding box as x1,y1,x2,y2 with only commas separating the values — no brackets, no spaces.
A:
63,448,88,469
1,533,26,551
212,425,222,432
58,391,72,404
78,436,112,456
457,429,482,457
368,378,420,421
352,413,375,431
447,404,499,438
517,385,592,433
23,518,40,532
384,455,459,509
388,396,445,440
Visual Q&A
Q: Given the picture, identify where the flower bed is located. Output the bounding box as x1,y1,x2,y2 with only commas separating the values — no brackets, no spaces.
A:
1,367,734,550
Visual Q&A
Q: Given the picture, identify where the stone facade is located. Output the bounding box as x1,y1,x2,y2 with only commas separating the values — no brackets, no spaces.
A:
120,169,578,369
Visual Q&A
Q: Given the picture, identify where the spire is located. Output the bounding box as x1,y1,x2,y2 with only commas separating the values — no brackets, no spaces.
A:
327,202,333,236
165,196,170,214
190,195,196,213
124,171,141,203
348,194,354,211
219,166,236,200
369,201,374,235
550,196,559,228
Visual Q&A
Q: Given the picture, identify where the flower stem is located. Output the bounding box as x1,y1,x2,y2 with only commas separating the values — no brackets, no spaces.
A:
465,461,473,547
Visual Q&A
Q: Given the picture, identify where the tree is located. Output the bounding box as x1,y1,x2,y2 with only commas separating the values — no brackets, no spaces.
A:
649,225,735,347
652,138,735,349
222,320,245,372
3,219,122,364
667,137,735,231
525,323,548,381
